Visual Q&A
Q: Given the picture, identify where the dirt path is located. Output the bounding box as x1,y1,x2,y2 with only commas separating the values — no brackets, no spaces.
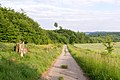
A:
42,45,88,80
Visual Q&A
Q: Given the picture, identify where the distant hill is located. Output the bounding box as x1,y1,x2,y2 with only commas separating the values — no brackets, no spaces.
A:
87,32,120,42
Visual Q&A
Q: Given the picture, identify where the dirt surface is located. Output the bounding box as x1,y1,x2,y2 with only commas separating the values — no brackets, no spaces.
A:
42,45,88,80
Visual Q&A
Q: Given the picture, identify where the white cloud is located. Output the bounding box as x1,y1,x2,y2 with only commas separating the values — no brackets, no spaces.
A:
90,0,115,3
1,0,120,32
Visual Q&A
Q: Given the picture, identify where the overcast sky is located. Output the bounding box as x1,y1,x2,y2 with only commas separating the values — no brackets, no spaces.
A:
1,0,120,32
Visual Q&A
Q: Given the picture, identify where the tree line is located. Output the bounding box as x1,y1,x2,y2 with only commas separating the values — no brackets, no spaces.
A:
0,7,93,44
0,6,119,44
88,32,120,42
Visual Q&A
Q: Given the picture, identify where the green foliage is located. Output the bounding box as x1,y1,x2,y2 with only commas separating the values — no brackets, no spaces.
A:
0,7,49,44
103,36,114,54
0,6,91,44
88,32,120,42
59,26,62,30
0,43,62,80
47,29,90,44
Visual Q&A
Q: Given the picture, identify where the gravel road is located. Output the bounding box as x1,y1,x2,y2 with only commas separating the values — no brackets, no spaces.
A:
42,45,88,80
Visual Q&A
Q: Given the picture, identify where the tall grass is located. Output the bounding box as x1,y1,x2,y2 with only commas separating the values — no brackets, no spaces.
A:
0,43,62,80
68,45,120,80
74,42,120,54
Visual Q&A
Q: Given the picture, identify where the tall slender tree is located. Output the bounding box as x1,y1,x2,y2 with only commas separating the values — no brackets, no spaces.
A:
54,22,58,28
54,22,58,33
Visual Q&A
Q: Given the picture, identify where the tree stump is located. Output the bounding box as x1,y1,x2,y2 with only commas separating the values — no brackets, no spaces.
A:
16,41,28,57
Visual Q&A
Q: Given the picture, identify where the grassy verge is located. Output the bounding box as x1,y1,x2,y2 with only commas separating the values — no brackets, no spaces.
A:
0,43,62,80
68,45,120,80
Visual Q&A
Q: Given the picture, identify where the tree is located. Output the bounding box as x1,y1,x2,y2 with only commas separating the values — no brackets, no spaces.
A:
20,8,26,14
59,26,62,30
54,22,58,29
0,6,93,44
103,36,114,54
54,22,58,33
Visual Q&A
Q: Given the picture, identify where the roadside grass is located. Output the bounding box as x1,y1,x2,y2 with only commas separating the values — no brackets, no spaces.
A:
0,43,62,80
68,44,120,80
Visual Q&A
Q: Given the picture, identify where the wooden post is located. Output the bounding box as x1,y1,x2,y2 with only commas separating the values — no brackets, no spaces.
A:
16,43,19,53
16,41,28,57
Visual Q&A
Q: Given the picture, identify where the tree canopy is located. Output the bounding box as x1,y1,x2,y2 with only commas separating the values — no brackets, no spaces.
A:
0,6,103,44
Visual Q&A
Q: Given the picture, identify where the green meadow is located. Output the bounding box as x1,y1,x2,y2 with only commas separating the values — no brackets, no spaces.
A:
0,43,62,80
74,42,120,54
68,43,120,80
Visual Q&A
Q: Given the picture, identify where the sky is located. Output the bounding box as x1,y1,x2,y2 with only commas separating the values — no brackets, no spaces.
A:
1,0,120,32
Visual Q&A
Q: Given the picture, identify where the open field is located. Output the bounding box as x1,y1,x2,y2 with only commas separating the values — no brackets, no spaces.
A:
0,43,62,80
74,42,120,54
68,44,120,80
